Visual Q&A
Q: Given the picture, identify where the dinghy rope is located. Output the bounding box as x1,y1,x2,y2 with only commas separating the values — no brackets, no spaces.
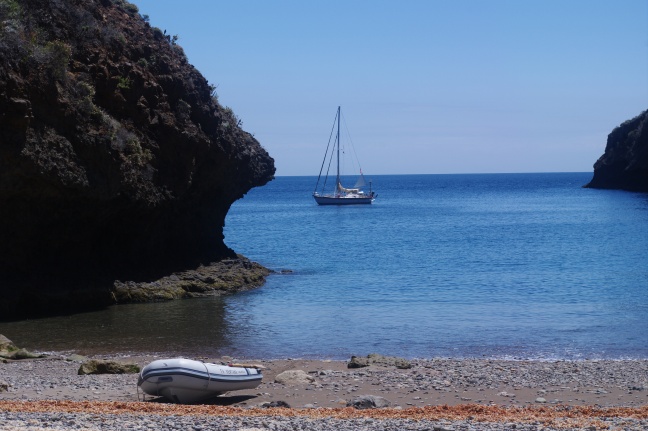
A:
136,376,145,402
202,361,212,385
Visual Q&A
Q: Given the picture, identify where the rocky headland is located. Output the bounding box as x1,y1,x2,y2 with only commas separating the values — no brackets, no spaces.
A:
0,0,275,319
586,109,648,192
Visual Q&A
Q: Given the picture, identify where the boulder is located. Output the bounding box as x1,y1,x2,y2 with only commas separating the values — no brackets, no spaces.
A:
6,348,45,360
260,400,291,408
0,335,45,360
347,395,391,409
65,354,89,362
348,353,412,369
78,359,140,375
0,334,17,353
274,370,315,385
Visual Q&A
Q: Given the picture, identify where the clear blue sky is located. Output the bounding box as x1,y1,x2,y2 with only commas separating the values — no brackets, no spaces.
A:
134,0,648,176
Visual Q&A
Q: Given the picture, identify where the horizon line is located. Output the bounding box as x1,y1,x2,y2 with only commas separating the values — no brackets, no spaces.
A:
275,171,593,177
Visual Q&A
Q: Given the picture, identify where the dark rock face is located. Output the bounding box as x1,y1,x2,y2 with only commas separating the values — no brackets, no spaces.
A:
585,110,648,192
0,0,275,318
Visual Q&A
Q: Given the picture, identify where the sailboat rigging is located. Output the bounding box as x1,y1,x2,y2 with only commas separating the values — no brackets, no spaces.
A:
313,106,377,205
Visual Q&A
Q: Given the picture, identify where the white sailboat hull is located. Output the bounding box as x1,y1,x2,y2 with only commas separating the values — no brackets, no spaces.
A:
138,358,262,404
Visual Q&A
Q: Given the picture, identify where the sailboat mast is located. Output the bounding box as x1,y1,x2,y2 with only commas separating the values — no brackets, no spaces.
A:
336,106,340,192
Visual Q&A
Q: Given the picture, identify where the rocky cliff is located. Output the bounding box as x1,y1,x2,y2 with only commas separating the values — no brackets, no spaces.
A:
0,0,275,318
585,109,648,192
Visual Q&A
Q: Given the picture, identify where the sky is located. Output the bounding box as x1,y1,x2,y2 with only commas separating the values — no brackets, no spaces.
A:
133,0,648,176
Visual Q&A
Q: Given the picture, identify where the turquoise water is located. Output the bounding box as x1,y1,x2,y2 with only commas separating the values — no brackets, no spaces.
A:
2,173,648,360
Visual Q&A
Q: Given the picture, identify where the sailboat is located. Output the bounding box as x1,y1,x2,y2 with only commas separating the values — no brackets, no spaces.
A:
312,106,376,205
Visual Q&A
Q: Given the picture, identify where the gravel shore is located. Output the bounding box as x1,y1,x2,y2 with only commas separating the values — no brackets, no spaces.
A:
2,354,648,430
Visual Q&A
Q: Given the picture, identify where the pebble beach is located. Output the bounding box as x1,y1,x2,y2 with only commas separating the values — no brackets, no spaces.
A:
2,352,648,430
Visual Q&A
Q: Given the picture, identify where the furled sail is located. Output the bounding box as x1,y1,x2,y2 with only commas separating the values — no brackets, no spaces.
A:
337,182,360,194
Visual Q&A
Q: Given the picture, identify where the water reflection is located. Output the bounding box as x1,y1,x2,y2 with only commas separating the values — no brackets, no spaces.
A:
0,297,231,356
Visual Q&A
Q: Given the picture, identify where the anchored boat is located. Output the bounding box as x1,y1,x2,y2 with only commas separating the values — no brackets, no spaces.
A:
312,106,376,205
137,358,263,404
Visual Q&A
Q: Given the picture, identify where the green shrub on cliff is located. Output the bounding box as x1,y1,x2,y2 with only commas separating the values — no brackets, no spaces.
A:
102,113,151,166
0,0,20,23
123,2,138,15
43,40,72,81
72,80,99,116
222,106,243,129
0,0,24,64
116,76,131,90
110,0,139,16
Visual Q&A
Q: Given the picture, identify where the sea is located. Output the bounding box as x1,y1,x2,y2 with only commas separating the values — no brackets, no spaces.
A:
2,172,648,361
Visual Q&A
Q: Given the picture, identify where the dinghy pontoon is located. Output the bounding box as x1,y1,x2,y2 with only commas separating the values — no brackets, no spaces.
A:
137,358,263,404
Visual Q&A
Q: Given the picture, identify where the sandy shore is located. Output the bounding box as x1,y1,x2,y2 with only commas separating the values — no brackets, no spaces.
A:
2,353,648,430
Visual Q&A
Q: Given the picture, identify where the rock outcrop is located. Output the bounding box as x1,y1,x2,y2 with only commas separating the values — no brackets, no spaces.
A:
77,359,139,375
111,256,270,303
0,334,45,360
0,0,275,319
585,109,648,191
348,353,412,369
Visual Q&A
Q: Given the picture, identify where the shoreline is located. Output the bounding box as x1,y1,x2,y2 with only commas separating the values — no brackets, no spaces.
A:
2,352,648,430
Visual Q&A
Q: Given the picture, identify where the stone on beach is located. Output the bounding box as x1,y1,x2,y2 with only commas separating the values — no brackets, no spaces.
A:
260,400,291,408
0,335,45,360
274,370,315,385
0,335,15,351
3,354,648,430
348,353,412,369
77,359,140,375
347,395,391,409
65,354,89,363
4,348,44,360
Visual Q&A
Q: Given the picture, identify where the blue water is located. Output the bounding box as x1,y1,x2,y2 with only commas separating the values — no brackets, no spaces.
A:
220,173,648,360
1,173,647,360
